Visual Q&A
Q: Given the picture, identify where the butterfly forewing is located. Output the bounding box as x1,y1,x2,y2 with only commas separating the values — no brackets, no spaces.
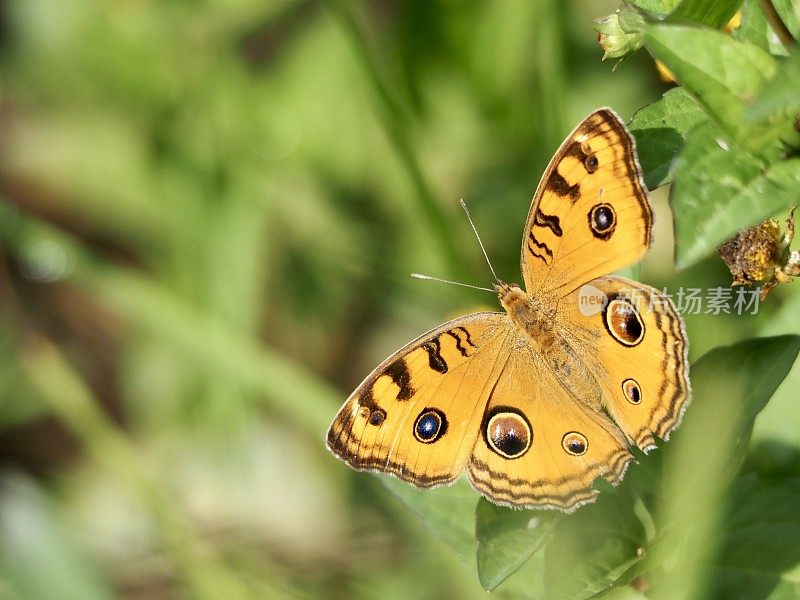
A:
520,109,652,296
327,313,511,488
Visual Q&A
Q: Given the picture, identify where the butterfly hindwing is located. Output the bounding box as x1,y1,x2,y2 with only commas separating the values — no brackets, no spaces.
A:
467,348,634,511
521,108,652,296
561,276,691,452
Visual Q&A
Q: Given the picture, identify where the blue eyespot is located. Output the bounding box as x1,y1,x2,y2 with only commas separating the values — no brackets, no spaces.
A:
368,409,386,426
413,409,447,443
416,414,439,439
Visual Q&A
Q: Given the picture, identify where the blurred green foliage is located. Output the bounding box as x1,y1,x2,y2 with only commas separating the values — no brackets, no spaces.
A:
0,0,799,598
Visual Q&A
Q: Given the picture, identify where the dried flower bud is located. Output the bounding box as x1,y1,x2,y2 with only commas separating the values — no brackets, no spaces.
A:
718,207,797,299
719,219,782,285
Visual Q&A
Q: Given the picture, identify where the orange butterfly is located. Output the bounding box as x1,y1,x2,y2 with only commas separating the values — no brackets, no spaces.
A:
327,109,690,511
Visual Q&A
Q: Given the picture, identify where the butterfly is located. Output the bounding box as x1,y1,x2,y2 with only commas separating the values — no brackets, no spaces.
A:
326,108,690,511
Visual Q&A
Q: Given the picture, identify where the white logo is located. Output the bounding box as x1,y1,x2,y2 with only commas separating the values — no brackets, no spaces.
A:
577,284,608,316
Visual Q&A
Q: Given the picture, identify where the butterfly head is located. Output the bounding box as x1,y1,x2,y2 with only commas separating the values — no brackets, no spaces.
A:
496,281,556,343
495,282,526,311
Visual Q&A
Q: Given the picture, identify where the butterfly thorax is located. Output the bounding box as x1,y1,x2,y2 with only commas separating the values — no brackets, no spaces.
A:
498,282,603,403
496,283,558,351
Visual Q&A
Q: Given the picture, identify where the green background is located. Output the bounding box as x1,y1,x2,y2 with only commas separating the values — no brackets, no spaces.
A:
0,0,799,598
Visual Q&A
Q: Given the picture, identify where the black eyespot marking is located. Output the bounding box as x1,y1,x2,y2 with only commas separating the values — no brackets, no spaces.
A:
368,409,386,426
484,408,532,459
589,203,616,240
584,154,599,173
413,408,448,443
622,378,642,404
604,298,645,347
562,431,588,456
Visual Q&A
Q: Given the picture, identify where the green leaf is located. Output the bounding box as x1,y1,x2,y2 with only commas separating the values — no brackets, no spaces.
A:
690,336,800,456
712,475,800,598
666,0,743,28
644,24,777,143
733,0,789,54
382,477,479,566
649,336,800,598
670,120,800,269
628,87,707,188
731,0,800,56
543,487,647,600
631,0,682,12
475,500,560,591
746,49,800,127
772,0,800,40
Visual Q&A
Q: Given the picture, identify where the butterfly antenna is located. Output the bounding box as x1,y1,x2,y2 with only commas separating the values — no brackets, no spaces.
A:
460,199,502,284
410,273,495,293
